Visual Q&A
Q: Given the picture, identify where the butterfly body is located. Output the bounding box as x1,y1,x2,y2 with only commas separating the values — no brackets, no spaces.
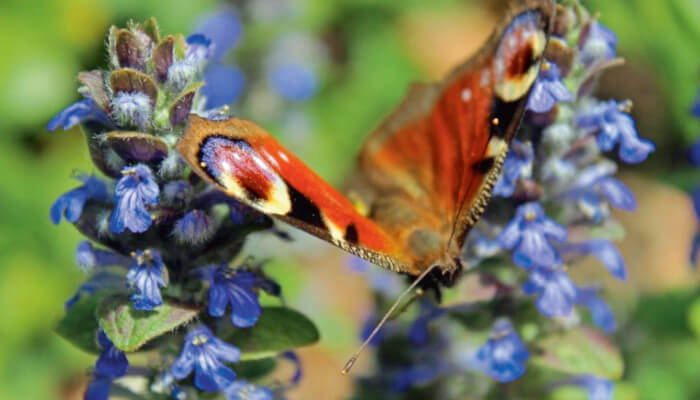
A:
178,0,554,286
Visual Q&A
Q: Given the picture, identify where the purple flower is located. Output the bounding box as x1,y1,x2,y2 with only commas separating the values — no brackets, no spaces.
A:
577,287,616,333
127,250,167,311
173,209,216,245
497,202,568,269
75,241,131,273
171,325,240,392
200,265,262,327
562,240,626,280
693,92,700,118
522,267,578,317
494,140,534,197
576,100,655,163
224,380,273,400
109,164,159,234
475,319,530,382
46,98,111,131
578,21,618,66
50,174,108,225
527,61,573,113
268,63,318,101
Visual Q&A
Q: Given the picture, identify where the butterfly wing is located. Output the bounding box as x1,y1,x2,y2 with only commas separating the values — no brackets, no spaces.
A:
355,0,553,269
177,0,553,277
177,115,416,273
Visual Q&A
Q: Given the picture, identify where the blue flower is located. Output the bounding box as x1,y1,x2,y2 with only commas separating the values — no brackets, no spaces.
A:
688,140,700,165
475,319,530,382
268,62,318,101
173,209,216,245
568,375,614,400
576,100,655,163
46,98,111,132
497,202,568,269
190,8,246,108
50,174,108,225
192,8,242,62
693,92,700,118
578,21,618,66
280,351,303,386
527,61,573,113
202,65,246,109
109,164,159,234
522,267,578,317
224,380,273,400
408,301,446,345
391,364,447,392
110,92,153,130
75,241,131,273
126,250,168,311
96,330,129,377
171,325,240,392
691,234,700,268
494,140,534,197
562,240,626,280
85,376,112,400
566,164,637,222
577,287,616,333
85,330,129,400
200,265,262,328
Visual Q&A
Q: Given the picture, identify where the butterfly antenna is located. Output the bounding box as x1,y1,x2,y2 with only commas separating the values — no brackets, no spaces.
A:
341,264,438,375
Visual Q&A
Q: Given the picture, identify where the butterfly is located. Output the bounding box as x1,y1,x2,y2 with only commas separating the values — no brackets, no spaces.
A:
178,0,553,287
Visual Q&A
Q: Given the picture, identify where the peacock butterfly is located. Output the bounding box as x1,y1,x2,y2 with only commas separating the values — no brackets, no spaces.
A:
179,0,553,284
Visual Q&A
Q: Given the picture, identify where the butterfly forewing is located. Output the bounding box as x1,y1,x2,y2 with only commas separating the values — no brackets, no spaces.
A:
356,0,553,273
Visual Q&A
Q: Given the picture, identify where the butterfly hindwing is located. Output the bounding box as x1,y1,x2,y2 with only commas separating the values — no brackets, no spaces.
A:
177,0,553,278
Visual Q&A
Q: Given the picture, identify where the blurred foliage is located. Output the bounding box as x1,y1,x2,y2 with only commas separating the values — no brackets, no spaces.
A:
0,0,698,399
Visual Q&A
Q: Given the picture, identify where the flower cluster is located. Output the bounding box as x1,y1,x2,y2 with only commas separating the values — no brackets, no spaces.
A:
49,14,317,400
352,4,651,399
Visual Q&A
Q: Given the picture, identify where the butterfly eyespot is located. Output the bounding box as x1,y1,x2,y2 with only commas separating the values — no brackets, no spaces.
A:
198,135,292,215
494,11,548,102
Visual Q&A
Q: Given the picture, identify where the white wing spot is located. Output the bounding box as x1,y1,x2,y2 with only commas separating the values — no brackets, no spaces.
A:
461,89,472,102
278,151,289,162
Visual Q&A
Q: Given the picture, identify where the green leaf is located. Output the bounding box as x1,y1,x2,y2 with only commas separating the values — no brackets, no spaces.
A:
55,293,107,354
97,294,201,352
220,306,319,360
234,358,277,380
531,327,624,379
